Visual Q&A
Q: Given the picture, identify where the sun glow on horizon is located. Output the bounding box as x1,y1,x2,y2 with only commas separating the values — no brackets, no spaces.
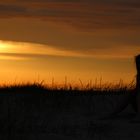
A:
0,40,137,85
0,40,139,60
0,40,10,52
0,40,88,59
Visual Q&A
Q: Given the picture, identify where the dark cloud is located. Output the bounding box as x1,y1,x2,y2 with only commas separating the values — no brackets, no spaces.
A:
0,4,26,17
0,52,47,58
0,4,24,12
0,17,140,55
0,0,139,30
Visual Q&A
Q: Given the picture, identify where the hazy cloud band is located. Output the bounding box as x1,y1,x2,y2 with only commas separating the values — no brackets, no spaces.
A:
0,0,139,30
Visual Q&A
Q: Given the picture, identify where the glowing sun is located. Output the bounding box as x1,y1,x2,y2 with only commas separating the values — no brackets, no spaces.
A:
0,40,10,53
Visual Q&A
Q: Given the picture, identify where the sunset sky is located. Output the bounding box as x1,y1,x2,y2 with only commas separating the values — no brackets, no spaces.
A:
0,0,140,85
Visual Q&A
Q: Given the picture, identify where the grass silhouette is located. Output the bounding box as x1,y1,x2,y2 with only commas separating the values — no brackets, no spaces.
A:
0,79,137,139
0,78,136,92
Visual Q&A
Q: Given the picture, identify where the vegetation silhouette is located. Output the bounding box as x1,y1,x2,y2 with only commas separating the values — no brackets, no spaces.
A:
0,80,137,139
0,55,139,139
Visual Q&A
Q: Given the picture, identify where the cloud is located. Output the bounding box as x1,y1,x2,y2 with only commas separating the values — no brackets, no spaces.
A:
0,40,91,60
0,0,139,30
0,1,139,59
0,40,139,60
0,17,140,59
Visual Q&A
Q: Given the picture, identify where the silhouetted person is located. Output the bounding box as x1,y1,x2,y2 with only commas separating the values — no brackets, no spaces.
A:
129,55,140,122
135,55,140,114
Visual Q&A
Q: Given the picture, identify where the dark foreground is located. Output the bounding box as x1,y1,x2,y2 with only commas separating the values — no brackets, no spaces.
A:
0,85,139,140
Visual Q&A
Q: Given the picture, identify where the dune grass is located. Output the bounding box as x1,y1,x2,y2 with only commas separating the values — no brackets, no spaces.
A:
0,79,137,139
0,78,136,94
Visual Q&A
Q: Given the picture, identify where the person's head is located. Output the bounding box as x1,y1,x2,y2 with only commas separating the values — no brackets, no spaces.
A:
135,55,140,73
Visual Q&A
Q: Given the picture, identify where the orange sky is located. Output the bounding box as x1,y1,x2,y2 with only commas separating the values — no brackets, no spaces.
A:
0,0,140,85
0,40,137,85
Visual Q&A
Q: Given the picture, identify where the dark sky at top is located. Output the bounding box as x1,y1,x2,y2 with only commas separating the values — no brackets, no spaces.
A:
0,0,139,57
